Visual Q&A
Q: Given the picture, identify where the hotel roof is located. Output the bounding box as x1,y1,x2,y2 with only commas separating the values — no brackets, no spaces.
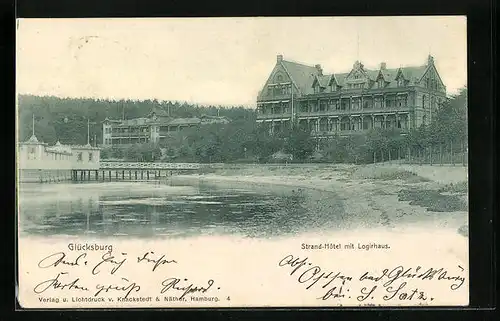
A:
266,56,433,97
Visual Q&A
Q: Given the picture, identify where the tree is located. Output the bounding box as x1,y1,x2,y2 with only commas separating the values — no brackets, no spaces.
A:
124,144,143,161
283,126,314,162
432,87,467,145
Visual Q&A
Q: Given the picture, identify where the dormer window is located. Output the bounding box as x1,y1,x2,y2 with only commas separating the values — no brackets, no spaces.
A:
276,74,283,82
377,79,385,88
331,84,336,92
397,78,406,87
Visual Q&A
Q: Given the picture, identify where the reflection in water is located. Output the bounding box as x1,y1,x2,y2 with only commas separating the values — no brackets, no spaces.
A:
18,180,346,238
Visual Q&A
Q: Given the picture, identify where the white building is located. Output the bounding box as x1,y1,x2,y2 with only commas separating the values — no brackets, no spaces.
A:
17,134,101,183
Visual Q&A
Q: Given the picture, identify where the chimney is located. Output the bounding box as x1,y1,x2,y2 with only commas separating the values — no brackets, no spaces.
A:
380,62,386,70
315,64,323,76
277,54,283,63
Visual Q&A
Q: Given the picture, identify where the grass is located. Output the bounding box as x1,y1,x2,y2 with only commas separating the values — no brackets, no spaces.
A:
398,188,467,212
377,170,430,182
351,167,430,183
438,181,468,194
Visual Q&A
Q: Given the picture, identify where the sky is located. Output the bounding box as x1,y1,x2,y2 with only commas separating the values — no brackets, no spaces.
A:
16,16,467,107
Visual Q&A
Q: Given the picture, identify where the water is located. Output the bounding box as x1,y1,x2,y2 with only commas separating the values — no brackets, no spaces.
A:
17,179,347,238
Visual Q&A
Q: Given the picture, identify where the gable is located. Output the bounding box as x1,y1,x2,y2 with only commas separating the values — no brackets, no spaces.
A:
272,69,290,84
417,64,446,91
257,63,294,100
347,69,365,81
312,75,330,88
345,62,370,83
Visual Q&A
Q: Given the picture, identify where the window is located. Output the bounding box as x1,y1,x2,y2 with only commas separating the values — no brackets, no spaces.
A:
319,101,327,112
319,118,328,131
300,102,308,113
340,119,350,131
397,78,405,87
422,95,427,109
276,75,283,82
77,152,83,162
283,102,289,114
331,85,336,92
89,152,93,162
363,119,369,130
378,79,385,88
28,147,36,160
352,98,360,110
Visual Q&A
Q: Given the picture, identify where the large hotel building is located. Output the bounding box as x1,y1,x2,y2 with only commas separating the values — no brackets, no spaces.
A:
256,55,447,136
102,108,230,146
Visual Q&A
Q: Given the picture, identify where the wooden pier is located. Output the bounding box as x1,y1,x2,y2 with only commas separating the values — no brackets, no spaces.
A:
71,162,202,182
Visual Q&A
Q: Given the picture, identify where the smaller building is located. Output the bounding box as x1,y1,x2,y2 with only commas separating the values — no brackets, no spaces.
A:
102,107,231,146
17,134,101,183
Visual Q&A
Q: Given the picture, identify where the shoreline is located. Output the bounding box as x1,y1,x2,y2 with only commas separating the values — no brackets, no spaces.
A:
177,163,468,235
18,163,469,237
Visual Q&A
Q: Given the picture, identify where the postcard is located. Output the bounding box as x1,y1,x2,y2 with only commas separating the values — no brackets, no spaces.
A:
16,16,469,308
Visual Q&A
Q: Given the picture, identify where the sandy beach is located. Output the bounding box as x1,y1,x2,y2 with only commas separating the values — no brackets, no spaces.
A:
181,163,469,236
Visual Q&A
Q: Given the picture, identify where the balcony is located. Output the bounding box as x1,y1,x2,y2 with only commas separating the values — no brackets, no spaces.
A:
308,127,410,137
301,86,415,99
110,132,150,138
256,112,292,120
296,106,412,117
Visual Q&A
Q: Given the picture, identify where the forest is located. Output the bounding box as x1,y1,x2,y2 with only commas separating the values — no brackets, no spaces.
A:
17,87,467,164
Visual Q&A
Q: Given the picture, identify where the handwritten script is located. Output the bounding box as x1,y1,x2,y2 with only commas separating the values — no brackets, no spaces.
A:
32,248,217,301
278,254,466,303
